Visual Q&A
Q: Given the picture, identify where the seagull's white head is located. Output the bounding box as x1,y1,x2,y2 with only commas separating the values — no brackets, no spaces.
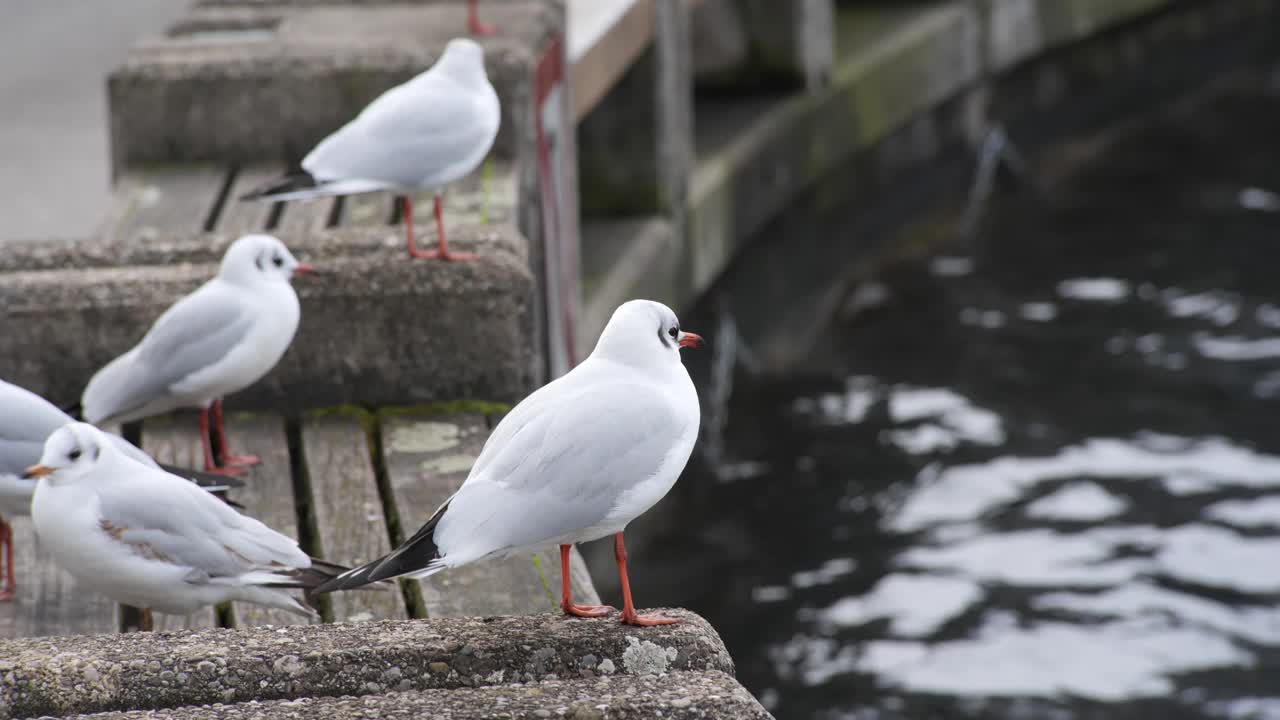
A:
218,234,317,287
593,299,704,368
434,37,488,83
25,422,113,484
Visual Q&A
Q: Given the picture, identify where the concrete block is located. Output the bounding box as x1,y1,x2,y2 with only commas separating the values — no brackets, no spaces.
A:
692,0,835,90
108,1,563,169
0,225,534,412
576,0,692,218
62,671,772,719
0,609,734,719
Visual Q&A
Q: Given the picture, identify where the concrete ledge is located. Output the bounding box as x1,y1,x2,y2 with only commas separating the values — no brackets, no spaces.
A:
109,1,562,167
0,225,534,411
0,610,733,719
58,671,769,719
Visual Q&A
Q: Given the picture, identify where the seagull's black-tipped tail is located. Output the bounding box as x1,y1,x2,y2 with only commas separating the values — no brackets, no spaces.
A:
312,501,449,594
160,463,246,508
240,171,318,201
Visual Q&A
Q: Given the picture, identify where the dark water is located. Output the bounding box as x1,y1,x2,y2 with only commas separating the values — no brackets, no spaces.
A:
628,76,1280,718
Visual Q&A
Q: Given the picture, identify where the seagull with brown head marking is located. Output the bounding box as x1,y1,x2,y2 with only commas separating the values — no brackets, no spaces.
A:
0,378,244,602
25,422,358,630
314,300,704,626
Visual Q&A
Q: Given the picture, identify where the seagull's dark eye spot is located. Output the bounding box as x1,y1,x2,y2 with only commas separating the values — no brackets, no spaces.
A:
668,327,679,339
68,449,82,461
272,255,284,267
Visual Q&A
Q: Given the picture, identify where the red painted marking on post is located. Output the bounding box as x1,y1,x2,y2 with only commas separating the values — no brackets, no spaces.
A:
533,34,578,371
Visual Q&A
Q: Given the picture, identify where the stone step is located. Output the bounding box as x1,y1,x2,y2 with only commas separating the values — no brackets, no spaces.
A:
56,671,771,719
0,610,734,719
0,225,534,412
108,1,563,169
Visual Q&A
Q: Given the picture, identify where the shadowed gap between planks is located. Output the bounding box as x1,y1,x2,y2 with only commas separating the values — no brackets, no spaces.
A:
297,411,407,624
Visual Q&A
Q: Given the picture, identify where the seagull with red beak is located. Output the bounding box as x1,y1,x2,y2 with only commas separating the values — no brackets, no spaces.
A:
314,299,704,626
82,234,317,476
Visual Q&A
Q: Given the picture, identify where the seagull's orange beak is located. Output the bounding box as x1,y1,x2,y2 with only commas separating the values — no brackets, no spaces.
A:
678,332,704,349
23,465,52,479
294,263,320,276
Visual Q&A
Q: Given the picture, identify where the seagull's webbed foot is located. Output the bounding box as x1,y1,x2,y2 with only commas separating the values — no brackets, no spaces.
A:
563,603,615,619
408,248,478,262
220,453,261,468
620,609,680,627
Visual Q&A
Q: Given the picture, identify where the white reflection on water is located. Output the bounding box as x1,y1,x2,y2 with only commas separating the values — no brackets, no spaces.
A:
779,383,1280,702
892,435,1280,532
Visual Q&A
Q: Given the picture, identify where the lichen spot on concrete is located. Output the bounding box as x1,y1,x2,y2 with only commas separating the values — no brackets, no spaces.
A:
388,421,460,454
597,658,617,675
419,453,477,475
621,636,678,675
273,655,303,677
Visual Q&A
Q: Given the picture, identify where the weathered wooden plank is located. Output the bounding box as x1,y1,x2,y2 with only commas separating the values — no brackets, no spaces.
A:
107,166,231,248
138,416,219,632
380,412,599,618
273,197,336,249
219,414,314,629
301,413,407,624
337,192,393,228
0,517,119,638
215,166,282,236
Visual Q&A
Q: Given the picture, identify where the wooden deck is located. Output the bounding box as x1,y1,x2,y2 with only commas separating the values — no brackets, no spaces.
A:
99,158,514,251
0,408,597,638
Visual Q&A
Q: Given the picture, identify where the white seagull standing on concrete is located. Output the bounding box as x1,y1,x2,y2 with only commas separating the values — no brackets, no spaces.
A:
24,423,351,631
315,300,704,626
241,38,500,262
0,379,242,601
81,234,316,476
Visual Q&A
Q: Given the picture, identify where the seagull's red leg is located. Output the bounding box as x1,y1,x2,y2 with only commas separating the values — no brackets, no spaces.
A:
0,518,14,602
467,0,496,36
213,399,259,468
406,193,475,261
403,195,426,258
560,544,614,618
200,406,245,477
432,193,476,262
615,532,678,626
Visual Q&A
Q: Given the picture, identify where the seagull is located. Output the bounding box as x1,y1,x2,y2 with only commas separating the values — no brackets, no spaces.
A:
467,0,496,36
81,234,316,476
24,422,351,630
0,378,243,602
315,300,704,626
241,38,500,263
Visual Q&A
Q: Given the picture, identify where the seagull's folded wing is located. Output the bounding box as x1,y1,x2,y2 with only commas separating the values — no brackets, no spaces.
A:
83,283,255,423
0,379,76,476
303,77,495,188
433,381,694,559
97,464,309,579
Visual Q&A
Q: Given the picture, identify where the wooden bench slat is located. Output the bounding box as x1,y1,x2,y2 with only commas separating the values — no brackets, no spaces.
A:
337,192,393,228
0,517,119,638
216,167,283,237
274,197,337,249
220,414,315,629
301,413,407,624
138,417,220,631
107,167,231,249
380,412,599,618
